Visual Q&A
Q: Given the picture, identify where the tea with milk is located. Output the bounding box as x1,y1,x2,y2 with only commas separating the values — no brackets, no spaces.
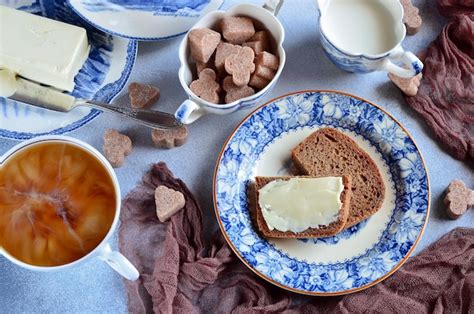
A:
0,142,116,266
323,0,399,55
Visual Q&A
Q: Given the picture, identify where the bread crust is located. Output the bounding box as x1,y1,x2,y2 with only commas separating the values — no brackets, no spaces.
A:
291,128,385,228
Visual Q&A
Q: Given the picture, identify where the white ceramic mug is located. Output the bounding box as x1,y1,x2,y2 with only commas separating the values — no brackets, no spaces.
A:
317,0,423,78
0,136,139,281
175,1,286,124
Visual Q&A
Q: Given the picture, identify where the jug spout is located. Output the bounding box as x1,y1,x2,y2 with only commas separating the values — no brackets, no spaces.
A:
316,0,328,13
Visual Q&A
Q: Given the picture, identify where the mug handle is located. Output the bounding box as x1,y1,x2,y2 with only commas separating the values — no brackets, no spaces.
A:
175,99,205,124
382,47,423,78
263,0,284,15
98,243,139,281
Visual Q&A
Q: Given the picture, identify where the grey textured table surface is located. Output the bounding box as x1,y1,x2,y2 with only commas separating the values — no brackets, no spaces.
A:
0,0,472,313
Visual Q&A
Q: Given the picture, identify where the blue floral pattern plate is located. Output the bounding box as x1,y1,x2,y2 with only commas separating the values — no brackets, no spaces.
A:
213,91,430,295
67,0,223,41
0,0,137,140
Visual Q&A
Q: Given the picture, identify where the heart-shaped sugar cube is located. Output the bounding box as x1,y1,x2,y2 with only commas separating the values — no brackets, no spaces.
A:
128,82,160,109
155,185,186,222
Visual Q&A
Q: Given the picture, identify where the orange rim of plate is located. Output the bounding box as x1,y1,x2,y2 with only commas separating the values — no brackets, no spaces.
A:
212,90,431,296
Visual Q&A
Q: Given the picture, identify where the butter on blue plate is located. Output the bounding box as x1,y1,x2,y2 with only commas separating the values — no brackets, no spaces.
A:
0,5,90,93
0,0,137,140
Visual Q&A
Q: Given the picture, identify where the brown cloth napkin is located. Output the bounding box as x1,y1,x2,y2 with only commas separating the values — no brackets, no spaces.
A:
404,0,473,161
119,162,474,313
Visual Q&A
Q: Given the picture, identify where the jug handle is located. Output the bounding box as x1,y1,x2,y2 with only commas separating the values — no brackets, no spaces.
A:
263,0,284,15
382,48,424,78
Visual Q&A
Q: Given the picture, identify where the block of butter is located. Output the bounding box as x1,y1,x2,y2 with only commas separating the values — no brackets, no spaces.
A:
0,5,90,92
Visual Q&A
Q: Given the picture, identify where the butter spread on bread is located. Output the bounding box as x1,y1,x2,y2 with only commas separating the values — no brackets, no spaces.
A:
254,175,352,238
258,177,344,233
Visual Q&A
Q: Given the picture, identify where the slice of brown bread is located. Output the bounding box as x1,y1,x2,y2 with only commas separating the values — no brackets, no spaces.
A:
254,175,352,238
291,128,385,228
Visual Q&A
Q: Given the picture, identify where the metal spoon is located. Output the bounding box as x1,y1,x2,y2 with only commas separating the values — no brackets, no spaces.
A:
9,77,182,129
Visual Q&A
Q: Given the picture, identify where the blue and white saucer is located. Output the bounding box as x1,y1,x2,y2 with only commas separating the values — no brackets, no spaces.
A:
67,0,224,41
0,0,137,140
214,91,430,295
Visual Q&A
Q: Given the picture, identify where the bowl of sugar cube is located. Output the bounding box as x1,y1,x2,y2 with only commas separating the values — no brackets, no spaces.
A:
175,1,286,124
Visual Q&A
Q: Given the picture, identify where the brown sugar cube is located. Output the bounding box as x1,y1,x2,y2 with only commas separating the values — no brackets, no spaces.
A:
249,31,270,51
400,0,422,35
244,31,271,54
151,126,188,149
128,82,160,109
103,129,132,168
189,68,220,103
254,64,276,81
256,51,279,71
220,16,255,44
188,28,221,63
224,47,255,87
388,72,422,97
155,185,186,222
222,76,255,103
444,180,474,219
243,41,264,55
249,74,270,90
215,41,242,73
248,51,278,88
196,60,207,75
196,55,215,76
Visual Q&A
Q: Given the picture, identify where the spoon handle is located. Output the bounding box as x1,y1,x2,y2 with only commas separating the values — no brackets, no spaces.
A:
9,77,182,130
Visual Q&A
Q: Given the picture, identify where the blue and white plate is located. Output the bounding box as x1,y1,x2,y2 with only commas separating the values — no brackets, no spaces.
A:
67,0,223,41
0,0,137,140
214,91,430,295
